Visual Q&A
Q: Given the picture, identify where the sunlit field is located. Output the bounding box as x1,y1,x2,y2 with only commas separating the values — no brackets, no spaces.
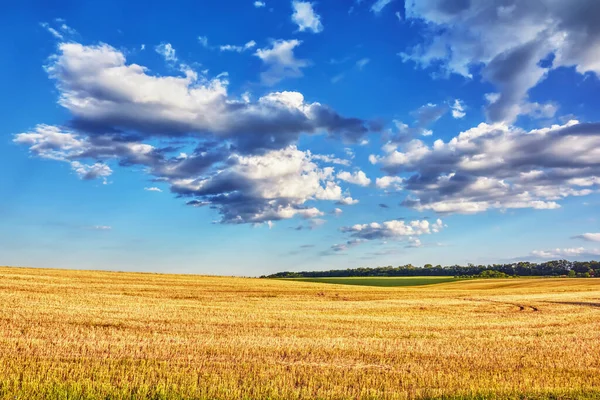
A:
1,267,599,399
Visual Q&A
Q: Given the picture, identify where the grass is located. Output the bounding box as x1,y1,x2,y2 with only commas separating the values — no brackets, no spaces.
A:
1,266,599,399
280,276,462,287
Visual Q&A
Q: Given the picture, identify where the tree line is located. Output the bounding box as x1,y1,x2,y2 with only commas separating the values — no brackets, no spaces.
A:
264,260,600,278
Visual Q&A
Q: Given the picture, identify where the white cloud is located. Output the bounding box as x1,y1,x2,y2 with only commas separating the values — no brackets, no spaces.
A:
15,128,353,223
337,196,359,205
337,170,371,186
375,176,403,190
40,20,75,40
531,247,600,259
40,22,63,39
341,218,444,241
254,1,266,7
58,22,77,36
168,146,352,223
155,43,177,62
370,120,600,214
144,187,163,192
14,42,369,225
37,43,364,149
291,1,323,33
332,207,343,215
13,124,114,182
451,99,466,119
255,39,310,85
220,40,257,52
371,0,394,14
70,161,112,182
401,1,600,122
573,233,600,242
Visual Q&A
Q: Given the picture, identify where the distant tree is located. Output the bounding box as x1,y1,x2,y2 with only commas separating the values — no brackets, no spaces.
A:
479,270,509,278
262,260,600,279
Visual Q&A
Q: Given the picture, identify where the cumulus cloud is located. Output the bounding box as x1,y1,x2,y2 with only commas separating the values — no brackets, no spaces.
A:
339,218,443,249
573,233,600,242
531,247,600,259
170,146,345,223
13,124,114,182
291,1,323,33
375,175,403,190
370,120,600,214
254,1,266,7
13,41,370,225
40,42,366,151
337,196,359,205
255,39,310,85
16,125,353,224
337,170,371,186
401,0,600,122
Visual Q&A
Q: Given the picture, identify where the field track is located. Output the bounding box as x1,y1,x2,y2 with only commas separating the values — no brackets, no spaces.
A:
1,267,599,399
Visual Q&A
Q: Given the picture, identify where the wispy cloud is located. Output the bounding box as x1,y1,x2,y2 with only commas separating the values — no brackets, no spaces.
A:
356,58,370,70
89,225,112,231
219,40,257,52
198,36,209,47
371,0,394,14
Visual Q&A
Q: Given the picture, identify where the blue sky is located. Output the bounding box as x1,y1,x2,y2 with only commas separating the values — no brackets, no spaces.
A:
2,0,600,275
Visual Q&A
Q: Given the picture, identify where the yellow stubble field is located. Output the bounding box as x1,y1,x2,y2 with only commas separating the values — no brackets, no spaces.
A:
0,266,599,399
